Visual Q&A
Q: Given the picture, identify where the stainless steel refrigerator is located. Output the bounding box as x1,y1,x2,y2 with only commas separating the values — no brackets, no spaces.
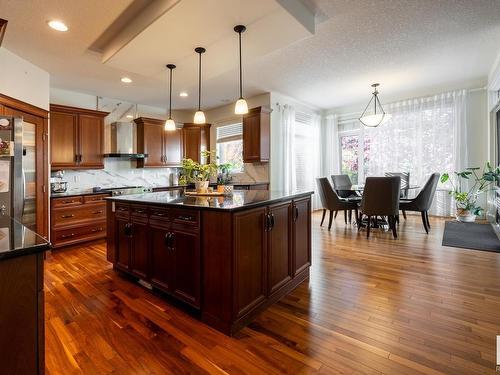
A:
0,115,37,231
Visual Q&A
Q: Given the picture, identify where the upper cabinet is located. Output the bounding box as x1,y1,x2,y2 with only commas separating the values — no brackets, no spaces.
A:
243,106,271,163
50,104,108,170
182,123,211,164
135,117,184,168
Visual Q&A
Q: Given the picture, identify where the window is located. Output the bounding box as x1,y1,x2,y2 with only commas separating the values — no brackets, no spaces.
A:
294,111,320,193
340,133,359,184
216,123,243,171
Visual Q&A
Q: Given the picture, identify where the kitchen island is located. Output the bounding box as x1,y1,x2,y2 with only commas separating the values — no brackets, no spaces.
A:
106,190,312,335
0,215,51,375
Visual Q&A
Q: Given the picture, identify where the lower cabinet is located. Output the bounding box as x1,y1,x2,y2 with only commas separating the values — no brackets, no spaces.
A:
110,204,201,309
292,197,311,275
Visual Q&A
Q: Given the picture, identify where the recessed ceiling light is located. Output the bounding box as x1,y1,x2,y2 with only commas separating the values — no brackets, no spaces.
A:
179,92,188,97
126,114,133,119
121,77,132,83
48,20,69,32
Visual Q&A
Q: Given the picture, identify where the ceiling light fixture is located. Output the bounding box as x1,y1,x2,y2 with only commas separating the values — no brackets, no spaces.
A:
193,47,206,124
234,25,248,115
164,64,177,131
359,83,392,127
126,114,133,119
47,20,68,32
121,77,132,83
179,92,188,97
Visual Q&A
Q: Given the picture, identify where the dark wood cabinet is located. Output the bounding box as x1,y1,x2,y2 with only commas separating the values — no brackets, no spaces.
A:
267,202,292,295
130,216,149,279
0,253,45,375
243,106,271,163
182,123,211,163
149,223,175,291
171,230,200,307
50,193,109,248
50,104,108,170
233,207,267,318
116,217,131,271
292,198,311,276
135,117,183,168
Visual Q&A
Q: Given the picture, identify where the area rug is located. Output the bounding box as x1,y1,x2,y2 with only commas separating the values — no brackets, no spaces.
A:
442,221,500,253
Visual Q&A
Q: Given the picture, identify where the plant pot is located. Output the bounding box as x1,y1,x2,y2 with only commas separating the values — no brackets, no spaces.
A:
456,209,476,222
195,180,209,193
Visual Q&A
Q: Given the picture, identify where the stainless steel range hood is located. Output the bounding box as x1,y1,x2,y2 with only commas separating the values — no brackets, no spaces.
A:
103,121,147,159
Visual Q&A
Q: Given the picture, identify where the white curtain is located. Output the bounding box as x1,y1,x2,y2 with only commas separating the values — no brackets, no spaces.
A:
365,89,468,216
322,114,340,178
282,104,296,194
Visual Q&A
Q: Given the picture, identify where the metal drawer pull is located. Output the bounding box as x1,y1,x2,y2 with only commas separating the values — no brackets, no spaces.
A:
63,200,75,204
118,207,128,211
91,227,103,232
134,209,145,213
61,233,75,238
177,215,194,221
92,210,104,214
153,212,166,217
61,214,75,218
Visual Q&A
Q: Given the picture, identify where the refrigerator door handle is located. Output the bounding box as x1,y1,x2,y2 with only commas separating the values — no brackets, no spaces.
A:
21,166,26,216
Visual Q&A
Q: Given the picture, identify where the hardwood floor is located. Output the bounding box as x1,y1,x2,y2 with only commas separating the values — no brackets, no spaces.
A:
44,213,500,374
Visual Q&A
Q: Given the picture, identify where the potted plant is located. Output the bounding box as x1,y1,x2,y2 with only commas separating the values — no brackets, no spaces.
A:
179,151,217,193
441,162,500,222
217,161,233,193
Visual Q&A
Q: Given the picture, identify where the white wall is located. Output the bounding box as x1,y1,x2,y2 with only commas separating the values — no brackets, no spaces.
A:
0,47,50,110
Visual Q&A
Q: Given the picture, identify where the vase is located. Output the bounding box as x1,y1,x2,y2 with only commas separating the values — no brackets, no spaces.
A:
195,180,209,193
456,208,476,222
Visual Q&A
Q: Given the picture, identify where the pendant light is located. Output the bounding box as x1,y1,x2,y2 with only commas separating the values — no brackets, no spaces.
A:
234,25,248,115
193,47,206,124
164,64,176,131
359,83,392,127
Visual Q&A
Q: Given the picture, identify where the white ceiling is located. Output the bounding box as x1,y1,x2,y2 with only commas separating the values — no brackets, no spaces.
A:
2,0,500,111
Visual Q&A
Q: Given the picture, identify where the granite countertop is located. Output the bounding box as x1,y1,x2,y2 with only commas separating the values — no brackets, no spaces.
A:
50,182,270,198
0,215,51,261
106,190,312,212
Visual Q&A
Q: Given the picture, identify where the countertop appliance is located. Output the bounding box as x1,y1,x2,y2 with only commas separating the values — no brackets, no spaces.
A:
100,186,152,196
0,116,37,232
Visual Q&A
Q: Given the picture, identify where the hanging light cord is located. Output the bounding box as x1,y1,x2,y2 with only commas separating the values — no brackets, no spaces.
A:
238,30,243,99
198,51,202,111
168,67,173,119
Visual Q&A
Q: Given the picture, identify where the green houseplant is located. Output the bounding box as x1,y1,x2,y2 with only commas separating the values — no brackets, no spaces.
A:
179,151,217,191
441,162,500,222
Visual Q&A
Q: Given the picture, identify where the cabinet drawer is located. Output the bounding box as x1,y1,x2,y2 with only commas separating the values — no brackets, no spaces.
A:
52,196,83,208
130,205,148,218
172,209,199,227
114,203,130,219
52,222,106,247
150,207,170,221
52,203,106,227
84,194,110,204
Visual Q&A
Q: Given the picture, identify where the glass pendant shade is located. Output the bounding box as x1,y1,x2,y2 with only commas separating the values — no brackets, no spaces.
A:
194,110,206,124
234,98,248,115
164,118,176,131
359,83,391,128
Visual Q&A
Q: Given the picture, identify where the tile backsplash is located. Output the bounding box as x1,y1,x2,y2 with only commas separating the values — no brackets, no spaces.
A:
52,159,269,194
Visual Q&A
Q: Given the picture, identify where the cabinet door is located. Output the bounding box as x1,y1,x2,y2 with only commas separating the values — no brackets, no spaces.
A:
115,218,131,271
293,198,311,276
130,219,149,279
268,202,292,295
242,113,260,163
78,114,104,168
149,225,175,291
143,124,164,167
171,230,200,308
233,206,267,317
50,111,78,168
200,124,210,164
183,126,201,163
164,128,183,166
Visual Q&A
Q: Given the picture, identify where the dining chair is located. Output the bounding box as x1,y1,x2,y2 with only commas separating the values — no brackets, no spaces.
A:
399,173,439,234
385,172,410,219
316,177,359,230
331,174,356,198
358,176,401,238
